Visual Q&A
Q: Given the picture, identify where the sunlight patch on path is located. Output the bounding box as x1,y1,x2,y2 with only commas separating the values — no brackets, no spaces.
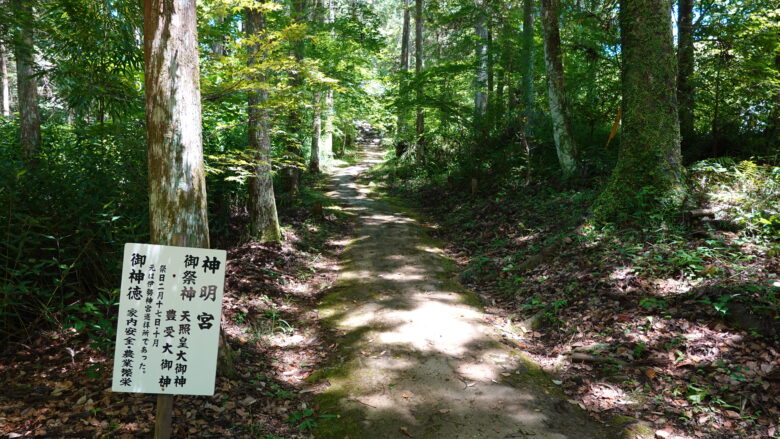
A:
314,144,616,439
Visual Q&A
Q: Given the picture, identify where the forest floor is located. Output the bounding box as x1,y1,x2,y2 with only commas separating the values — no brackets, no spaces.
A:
371,152,780,439
0,173,353,438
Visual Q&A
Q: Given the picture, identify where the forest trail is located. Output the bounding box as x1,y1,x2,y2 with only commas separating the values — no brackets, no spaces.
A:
313,141,616,439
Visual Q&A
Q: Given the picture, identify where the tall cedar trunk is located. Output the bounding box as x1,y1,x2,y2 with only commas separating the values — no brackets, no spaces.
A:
772,52,780,144
1,43,10,117
246,7,282,243
285,0,307,195
143,0,235,382
487,29,494,95
593,0,685,221
414,0,425,163
541,0,577,178
323,90,334,158
321,0,335,160
396,0,411,157
474,11,489,118
520,0,534,131
310,92,321,172
211,15,226,57
13,0,41,161
677,0,694,150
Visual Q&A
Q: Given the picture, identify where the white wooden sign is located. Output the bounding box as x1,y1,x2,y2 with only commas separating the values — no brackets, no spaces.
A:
111,243,227,396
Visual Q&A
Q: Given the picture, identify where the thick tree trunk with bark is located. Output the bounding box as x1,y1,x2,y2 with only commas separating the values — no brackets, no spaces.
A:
1,43,10,117
12,0,41,161
246,7,282,243
593,0,685,222
143,0,236,384
143,0,210,246
541,0,577,178
396,0,411,157
474,10,489,118
310,92,321,173
414,0,425,163
677,0,694,150
520,0,534,131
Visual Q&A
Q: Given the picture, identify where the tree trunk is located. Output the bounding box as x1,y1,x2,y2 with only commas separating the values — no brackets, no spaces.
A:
12,0,41,162
771,52,780,144
310,92,321,173
396,0,411,157
143,0,236,382
593,0,685,222
285,0,307,195
323,90,334,158
487,28,494,97
246,6,282,243
677,0,694,150
0,43,10,117
414,0,425,163
541,0,577,178
474,10,488,118
321,0,335,160
520,0,534,131
211,15,226,57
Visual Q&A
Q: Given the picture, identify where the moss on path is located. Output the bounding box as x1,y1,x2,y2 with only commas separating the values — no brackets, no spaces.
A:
312,145,617,439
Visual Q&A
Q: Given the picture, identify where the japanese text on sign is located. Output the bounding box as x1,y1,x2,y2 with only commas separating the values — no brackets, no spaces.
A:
111,243,227,396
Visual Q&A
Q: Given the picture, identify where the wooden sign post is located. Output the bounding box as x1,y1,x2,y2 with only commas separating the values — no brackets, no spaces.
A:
111,242,226,438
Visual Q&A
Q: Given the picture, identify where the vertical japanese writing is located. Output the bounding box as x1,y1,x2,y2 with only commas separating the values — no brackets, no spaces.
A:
113,244,226,396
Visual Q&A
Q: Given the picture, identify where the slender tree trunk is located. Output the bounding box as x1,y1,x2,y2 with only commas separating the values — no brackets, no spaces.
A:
246,7,282,243
541,0,577,178
396,0,411,156
474,10,489,118
677,0,694,150
771,52,780,145
211,15,226,57
323,90,334,158
12,0,41,162
310,92,321,173
520,0,534,131
414,0,425,163
321,0,335,160
593,0,685,222
285,0,307,195
487,28,494,97
0,43,10,117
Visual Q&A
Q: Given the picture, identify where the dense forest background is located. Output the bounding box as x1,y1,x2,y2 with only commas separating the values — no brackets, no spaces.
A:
0,0,778,437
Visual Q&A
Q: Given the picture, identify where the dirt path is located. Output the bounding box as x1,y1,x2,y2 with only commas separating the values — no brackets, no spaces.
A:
313,144,617,439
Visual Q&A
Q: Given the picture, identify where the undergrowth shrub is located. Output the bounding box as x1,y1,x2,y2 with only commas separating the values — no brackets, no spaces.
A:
0,119,148,346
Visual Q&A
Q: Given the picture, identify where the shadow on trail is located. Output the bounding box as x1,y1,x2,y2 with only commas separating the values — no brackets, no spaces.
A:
312,145,618,439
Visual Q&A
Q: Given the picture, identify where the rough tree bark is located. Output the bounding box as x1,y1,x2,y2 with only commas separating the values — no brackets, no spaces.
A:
310,91,321,173
474,9,489,118
142,0,236,396
246,6,282,243
414,0,425,163
321,0,335,160
593,0,685,222
541,0,577,178
677,0,694,150
0,43,10,117
284,0,307,195
396,0,411,157
12,0,41,161
520,0,534,131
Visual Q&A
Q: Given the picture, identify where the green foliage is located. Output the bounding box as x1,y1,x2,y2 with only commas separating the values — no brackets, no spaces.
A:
0,119,147,342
